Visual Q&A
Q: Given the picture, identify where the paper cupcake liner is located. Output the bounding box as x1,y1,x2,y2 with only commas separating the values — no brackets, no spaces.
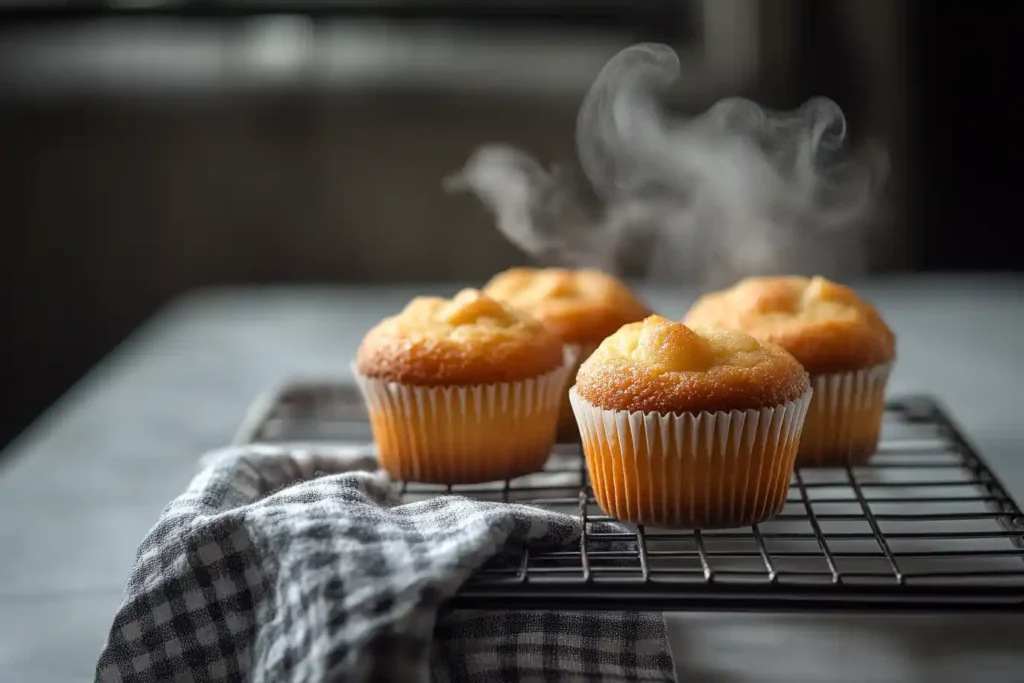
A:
569,387,813,529
353,348,577,484
556,341,600,443
797,362,893,467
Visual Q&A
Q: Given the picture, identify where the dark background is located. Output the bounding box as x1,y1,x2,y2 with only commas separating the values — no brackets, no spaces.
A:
0,1,1019,450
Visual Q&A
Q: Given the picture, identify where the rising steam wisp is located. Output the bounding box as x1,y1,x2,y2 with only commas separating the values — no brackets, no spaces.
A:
445,43,888,284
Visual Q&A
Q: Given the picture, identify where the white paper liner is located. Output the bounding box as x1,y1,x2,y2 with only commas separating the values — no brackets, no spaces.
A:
569,387,813,529
352,347,577,483
799,362,893,467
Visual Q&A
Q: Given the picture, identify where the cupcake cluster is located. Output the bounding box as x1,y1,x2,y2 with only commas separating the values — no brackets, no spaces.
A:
354,268,895,530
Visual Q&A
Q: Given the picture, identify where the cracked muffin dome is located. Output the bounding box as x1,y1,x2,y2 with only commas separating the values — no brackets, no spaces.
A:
483,267,650,346
569,315,813,529
356,288,564,386
354,289,573,484
575,315,810,415
683,275,895,376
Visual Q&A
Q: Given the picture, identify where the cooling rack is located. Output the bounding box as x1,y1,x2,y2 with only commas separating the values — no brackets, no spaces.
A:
235,382,1024,612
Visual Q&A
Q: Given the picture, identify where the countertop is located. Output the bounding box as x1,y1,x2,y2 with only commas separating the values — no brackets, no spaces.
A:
2,273,1023,682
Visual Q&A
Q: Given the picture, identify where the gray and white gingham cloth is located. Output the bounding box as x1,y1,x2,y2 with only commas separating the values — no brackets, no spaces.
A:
96,445,675,682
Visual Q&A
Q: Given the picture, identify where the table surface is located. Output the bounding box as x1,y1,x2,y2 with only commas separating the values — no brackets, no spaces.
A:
2,273,1023,683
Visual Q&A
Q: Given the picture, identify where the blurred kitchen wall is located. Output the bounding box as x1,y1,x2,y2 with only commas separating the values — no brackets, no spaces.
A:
0,0,951,447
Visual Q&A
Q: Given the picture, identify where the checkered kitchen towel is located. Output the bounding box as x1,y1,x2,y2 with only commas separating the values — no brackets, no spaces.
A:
96,444,675,682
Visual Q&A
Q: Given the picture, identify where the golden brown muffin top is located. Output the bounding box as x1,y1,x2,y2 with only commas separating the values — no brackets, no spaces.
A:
683,275,895,375
575,315,810,414
356,288,564,386
483,267,651,345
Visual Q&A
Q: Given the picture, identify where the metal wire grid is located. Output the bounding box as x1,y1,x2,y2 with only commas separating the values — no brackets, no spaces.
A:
237,383,1024,611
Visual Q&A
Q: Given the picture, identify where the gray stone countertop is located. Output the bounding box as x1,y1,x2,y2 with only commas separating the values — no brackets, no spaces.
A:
2,273,1023,682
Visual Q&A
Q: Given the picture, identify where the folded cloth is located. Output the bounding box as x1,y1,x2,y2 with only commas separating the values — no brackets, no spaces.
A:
95,445,675,682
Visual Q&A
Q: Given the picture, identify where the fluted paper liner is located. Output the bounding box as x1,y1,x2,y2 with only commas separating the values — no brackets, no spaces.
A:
798,362,893,467
555,341,599,443
354,348,576,484
569,387,813,529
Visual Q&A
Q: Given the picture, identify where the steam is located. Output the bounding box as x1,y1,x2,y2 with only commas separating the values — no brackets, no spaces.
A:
445,43,888,284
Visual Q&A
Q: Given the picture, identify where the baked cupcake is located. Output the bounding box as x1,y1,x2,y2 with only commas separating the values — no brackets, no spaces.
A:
684,275,895,467
354,289,575,484
483,267,650,441
570,315,812,529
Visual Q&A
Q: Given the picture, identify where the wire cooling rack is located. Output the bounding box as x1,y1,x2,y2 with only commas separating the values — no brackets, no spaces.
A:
235,382,1024,612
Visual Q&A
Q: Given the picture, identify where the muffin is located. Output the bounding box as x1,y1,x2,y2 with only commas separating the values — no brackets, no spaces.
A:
569,315,812,528
354,288,575,484
484,267,650,441
684,275,895,466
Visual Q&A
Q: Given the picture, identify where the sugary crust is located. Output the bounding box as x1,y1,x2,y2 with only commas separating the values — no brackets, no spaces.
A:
684,276,896,375
483,267,651,345
356,289,564,385
575,315,810,414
